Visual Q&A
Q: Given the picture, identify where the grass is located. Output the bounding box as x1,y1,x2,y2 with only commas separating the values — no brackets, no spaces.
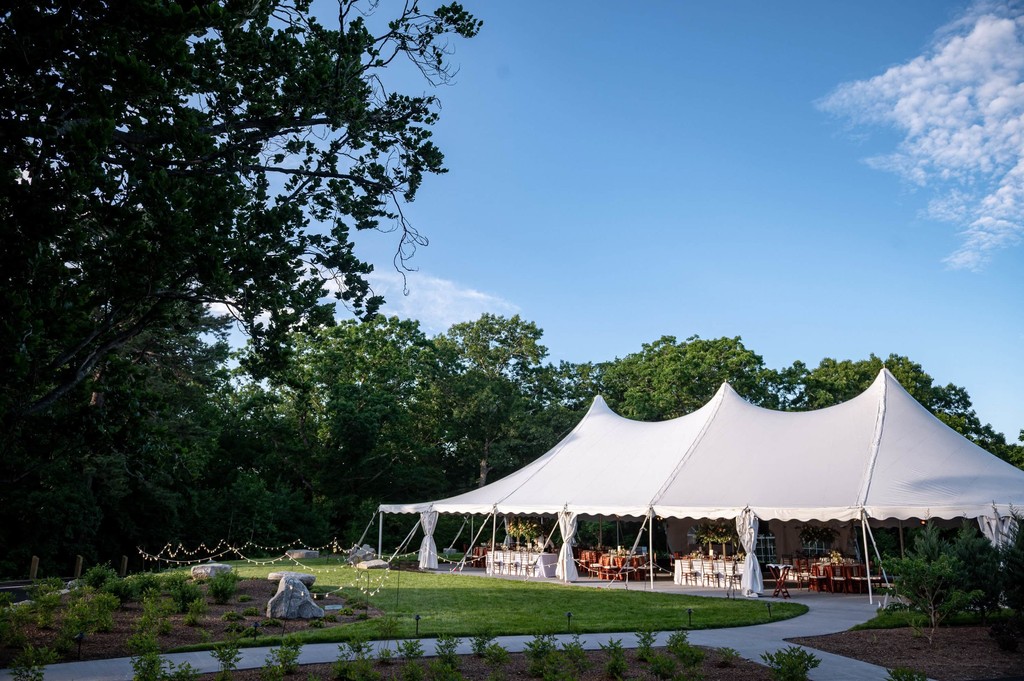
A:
172,558,807,650
851,606,1013,630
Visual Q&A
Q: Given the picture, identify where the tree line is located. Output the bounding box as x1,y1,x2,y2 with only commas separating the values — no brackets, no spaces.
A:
1,310,1021,577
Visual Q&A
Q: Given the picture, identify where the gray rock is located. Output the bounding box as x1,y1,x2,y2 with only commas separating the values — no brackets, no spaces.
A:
266,576,324,620
355,559,388,570
285,549,319,560
347,544,376,564
190,563,233,580
267,571,316,586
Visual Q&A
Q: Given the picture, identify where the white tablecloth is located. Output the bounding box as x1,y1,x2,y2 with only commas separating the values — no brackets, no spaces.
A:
673,558,741,586
485,551,557,578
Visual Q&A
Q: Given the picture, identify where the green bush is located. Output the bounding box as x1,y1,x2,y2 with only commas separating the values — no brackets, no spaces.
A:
82,564,119,590
207,571,240,605
647,652,678,680
559,634,590,677
524,633,556,678
221,611,244,622
28,578,64,629
397,639,424,661
212,636,242,681
163,574,204,614
434,633,462,669
715,647,741,668
242,606,260,617
666,629,704,668
599,638,628,681
760,646,821,681
470,630,495,656
184,598,207,626
265,634,303,675
11,644,58,681
634,627,656,663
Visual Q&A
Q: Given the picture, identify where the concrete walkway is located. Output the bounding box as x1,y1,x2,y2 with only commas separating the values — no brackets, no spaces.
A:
0,574,917,681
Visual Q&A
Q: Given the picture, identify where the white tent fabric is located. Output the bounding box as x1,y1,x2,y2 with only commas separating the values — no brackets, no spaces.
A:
382,368,1024,528
736,509,763,597
418,510,438,570
979,512,1017,549
555,510,579,582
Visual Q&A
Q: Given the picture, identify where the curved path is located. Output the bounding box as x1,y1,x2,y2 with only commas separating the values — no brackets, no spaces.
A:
0,587,916,681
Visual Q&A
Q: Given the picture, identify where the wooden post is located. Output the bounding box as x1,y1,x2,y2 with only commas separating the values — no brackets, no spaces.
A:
29,555,39,581
119,555,128,577
74,555,84,579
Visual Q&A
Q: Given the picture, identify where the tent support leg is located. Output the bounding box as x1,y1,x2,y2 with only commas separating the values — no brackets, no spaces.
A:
861,510,873,605
648,509,655,591
489,510,497,576
378,512,384,559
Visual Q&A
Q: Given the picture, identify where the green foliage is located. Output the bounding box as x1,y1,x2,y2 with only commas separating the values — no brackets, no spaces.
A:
82,564,120,590
483,642,509,668
425,659,464,681
470,630,495,656
212,637,243,681
634,627,657,662
434,633,462,669
264,635,303,676
207,571,241,605
715,647,741,667
599,638,628,680
524,633,557,677
884,522,983,641
885,668,927,681
1001,514,1024,615
398,639,425,660
11,645,58,681
666,630,705,668
647,652,679,680
242,606,260,617
332,637,381,681
950,521,1002,617
61,588,120,639
162,574,204,614
0,596,30,648
760,646,821,681
399,660,425,681
238,595,253,603
137,594,175,636
559,634,591,678
376,616,400,640
221,611,244,622
184,598,207,626
28,578,64,629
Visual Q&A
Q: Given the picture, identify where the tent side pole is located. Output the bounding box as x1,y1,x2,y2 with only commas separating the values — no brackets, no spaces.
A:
489,510,498,576
861,510,873,605
378,512,384,558
648,509,655,590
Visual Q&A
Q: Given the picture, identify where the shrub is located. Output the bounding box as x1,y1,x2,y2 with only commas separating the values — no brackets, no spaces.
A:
599,638,628,681
137,594,175,636
221,611,244,622
212,637,242,681
399,661,424,681
208,571,241,605
425,659,462,681
11,644,58,681
265,634,303,675
666,629,704,668
560,634,590,677
760,646,821,681
434,633,462,669
470,630,495,657
184,598,207,626
120,573,162,602
524,634,556,677
376,615,400,640
715,646,741,667
634,627,657,663
647,652,678,680
82,564,119,590
163,574,204,614
242,606,260,617
397,639,424,661
28,579,64,629
238,594,253,603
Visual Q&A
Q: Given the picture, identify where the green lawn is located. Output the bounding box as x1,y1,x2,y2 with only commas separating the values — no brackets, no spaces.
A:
176,559,807,648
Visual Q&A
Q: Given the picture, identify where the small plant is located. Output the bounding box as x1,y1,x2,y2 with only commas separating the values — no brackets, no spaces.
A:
647,652,678,681
399,661,425,681
242,606,260,617
666,629,704,668
560,634,590,677
760,646,821,681
162,574,204,614
524,633,556,677
634,627,657,663
376,615,400,640
221,611,244,622
377,647,394,665
82,564,120,590
716,646,741,668
886,668,927,681
398,638,425,661
238,594,253,603
137,594,175,636
599,638,628,681
212,636,243,681
28,579,64,629
434,633,462,669
483,642,509,668
184,598,208,626
264,634,303,676
309,618,324,628
470,630,495,656
208,571,241,605
425,658,462,681
11,644,58,681
332,637,381,681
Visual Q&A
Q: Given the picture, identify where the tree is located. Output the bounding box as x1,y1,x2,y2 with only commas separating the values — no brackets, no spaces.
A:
599,335,785,420
0,0,481,420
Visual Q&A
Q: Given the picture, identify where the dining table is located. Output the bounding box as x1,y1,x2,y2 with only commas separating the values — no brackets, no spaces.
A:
766,563,791,599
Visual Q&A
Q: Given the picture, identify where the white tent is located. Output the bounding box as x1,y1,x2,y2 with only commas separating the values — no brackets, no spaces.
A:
379,369,1024,588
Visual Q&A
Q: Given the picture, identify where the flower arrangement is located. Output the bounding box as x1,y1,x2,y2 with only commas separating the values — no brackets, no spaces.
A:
693,522,737,556
829,550,843,564
506,517,542,545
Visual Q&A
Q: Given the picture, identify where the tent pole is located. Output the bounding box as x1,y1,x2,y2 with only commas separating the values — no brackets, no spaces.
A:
599,517,603,549
861,509,873,605
378,512,384,558
648,509,655,590
898,520,905,558
490,510,498,576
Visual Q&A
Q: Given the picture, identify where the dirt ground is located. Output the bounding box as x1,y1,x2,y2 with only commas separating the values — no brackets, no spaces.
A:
4,578,1024,680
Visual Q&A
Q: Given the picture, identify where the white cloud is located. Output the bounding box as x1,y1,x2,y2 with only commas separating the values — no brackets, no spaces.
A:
819,2,1024,269
365,270,519,335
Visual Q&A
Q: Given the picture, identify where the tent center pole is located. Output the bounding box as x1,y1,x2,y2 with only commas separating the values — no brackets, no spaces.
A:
860,509,873,605
378,512,384,559
648,509,655,591
489,510,497,576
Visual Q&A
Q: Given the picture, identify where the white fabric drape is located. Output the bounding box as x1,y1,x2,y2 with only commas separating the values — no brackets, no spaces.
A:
418,510,439,569
737,508,763,597
978,513,1016,549
555,510,579,582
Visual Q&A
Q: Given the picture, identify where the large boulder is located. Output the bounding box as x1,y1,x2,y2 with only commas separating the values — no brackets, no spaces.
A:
355,559,388,570
347,544,376,564
285,549,319,560
266,576,324,620
267,571,316,587
190,563,233,580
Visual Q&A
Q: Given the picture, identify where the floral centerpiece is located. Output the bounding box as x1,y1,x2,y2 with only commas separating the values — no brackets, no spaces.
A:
693,522,737,557
829,550,843,564
506,517,542,549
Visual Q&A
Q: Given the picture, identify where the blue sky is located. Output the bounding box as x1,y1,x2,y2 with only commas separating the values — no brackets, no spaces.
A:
341,1,1022,439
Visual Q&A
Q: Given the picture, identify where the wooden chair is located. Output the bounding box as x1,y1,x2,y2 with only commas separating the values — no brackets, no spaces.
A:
809,563,829,592
847,564,868,594
828,564,847,593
